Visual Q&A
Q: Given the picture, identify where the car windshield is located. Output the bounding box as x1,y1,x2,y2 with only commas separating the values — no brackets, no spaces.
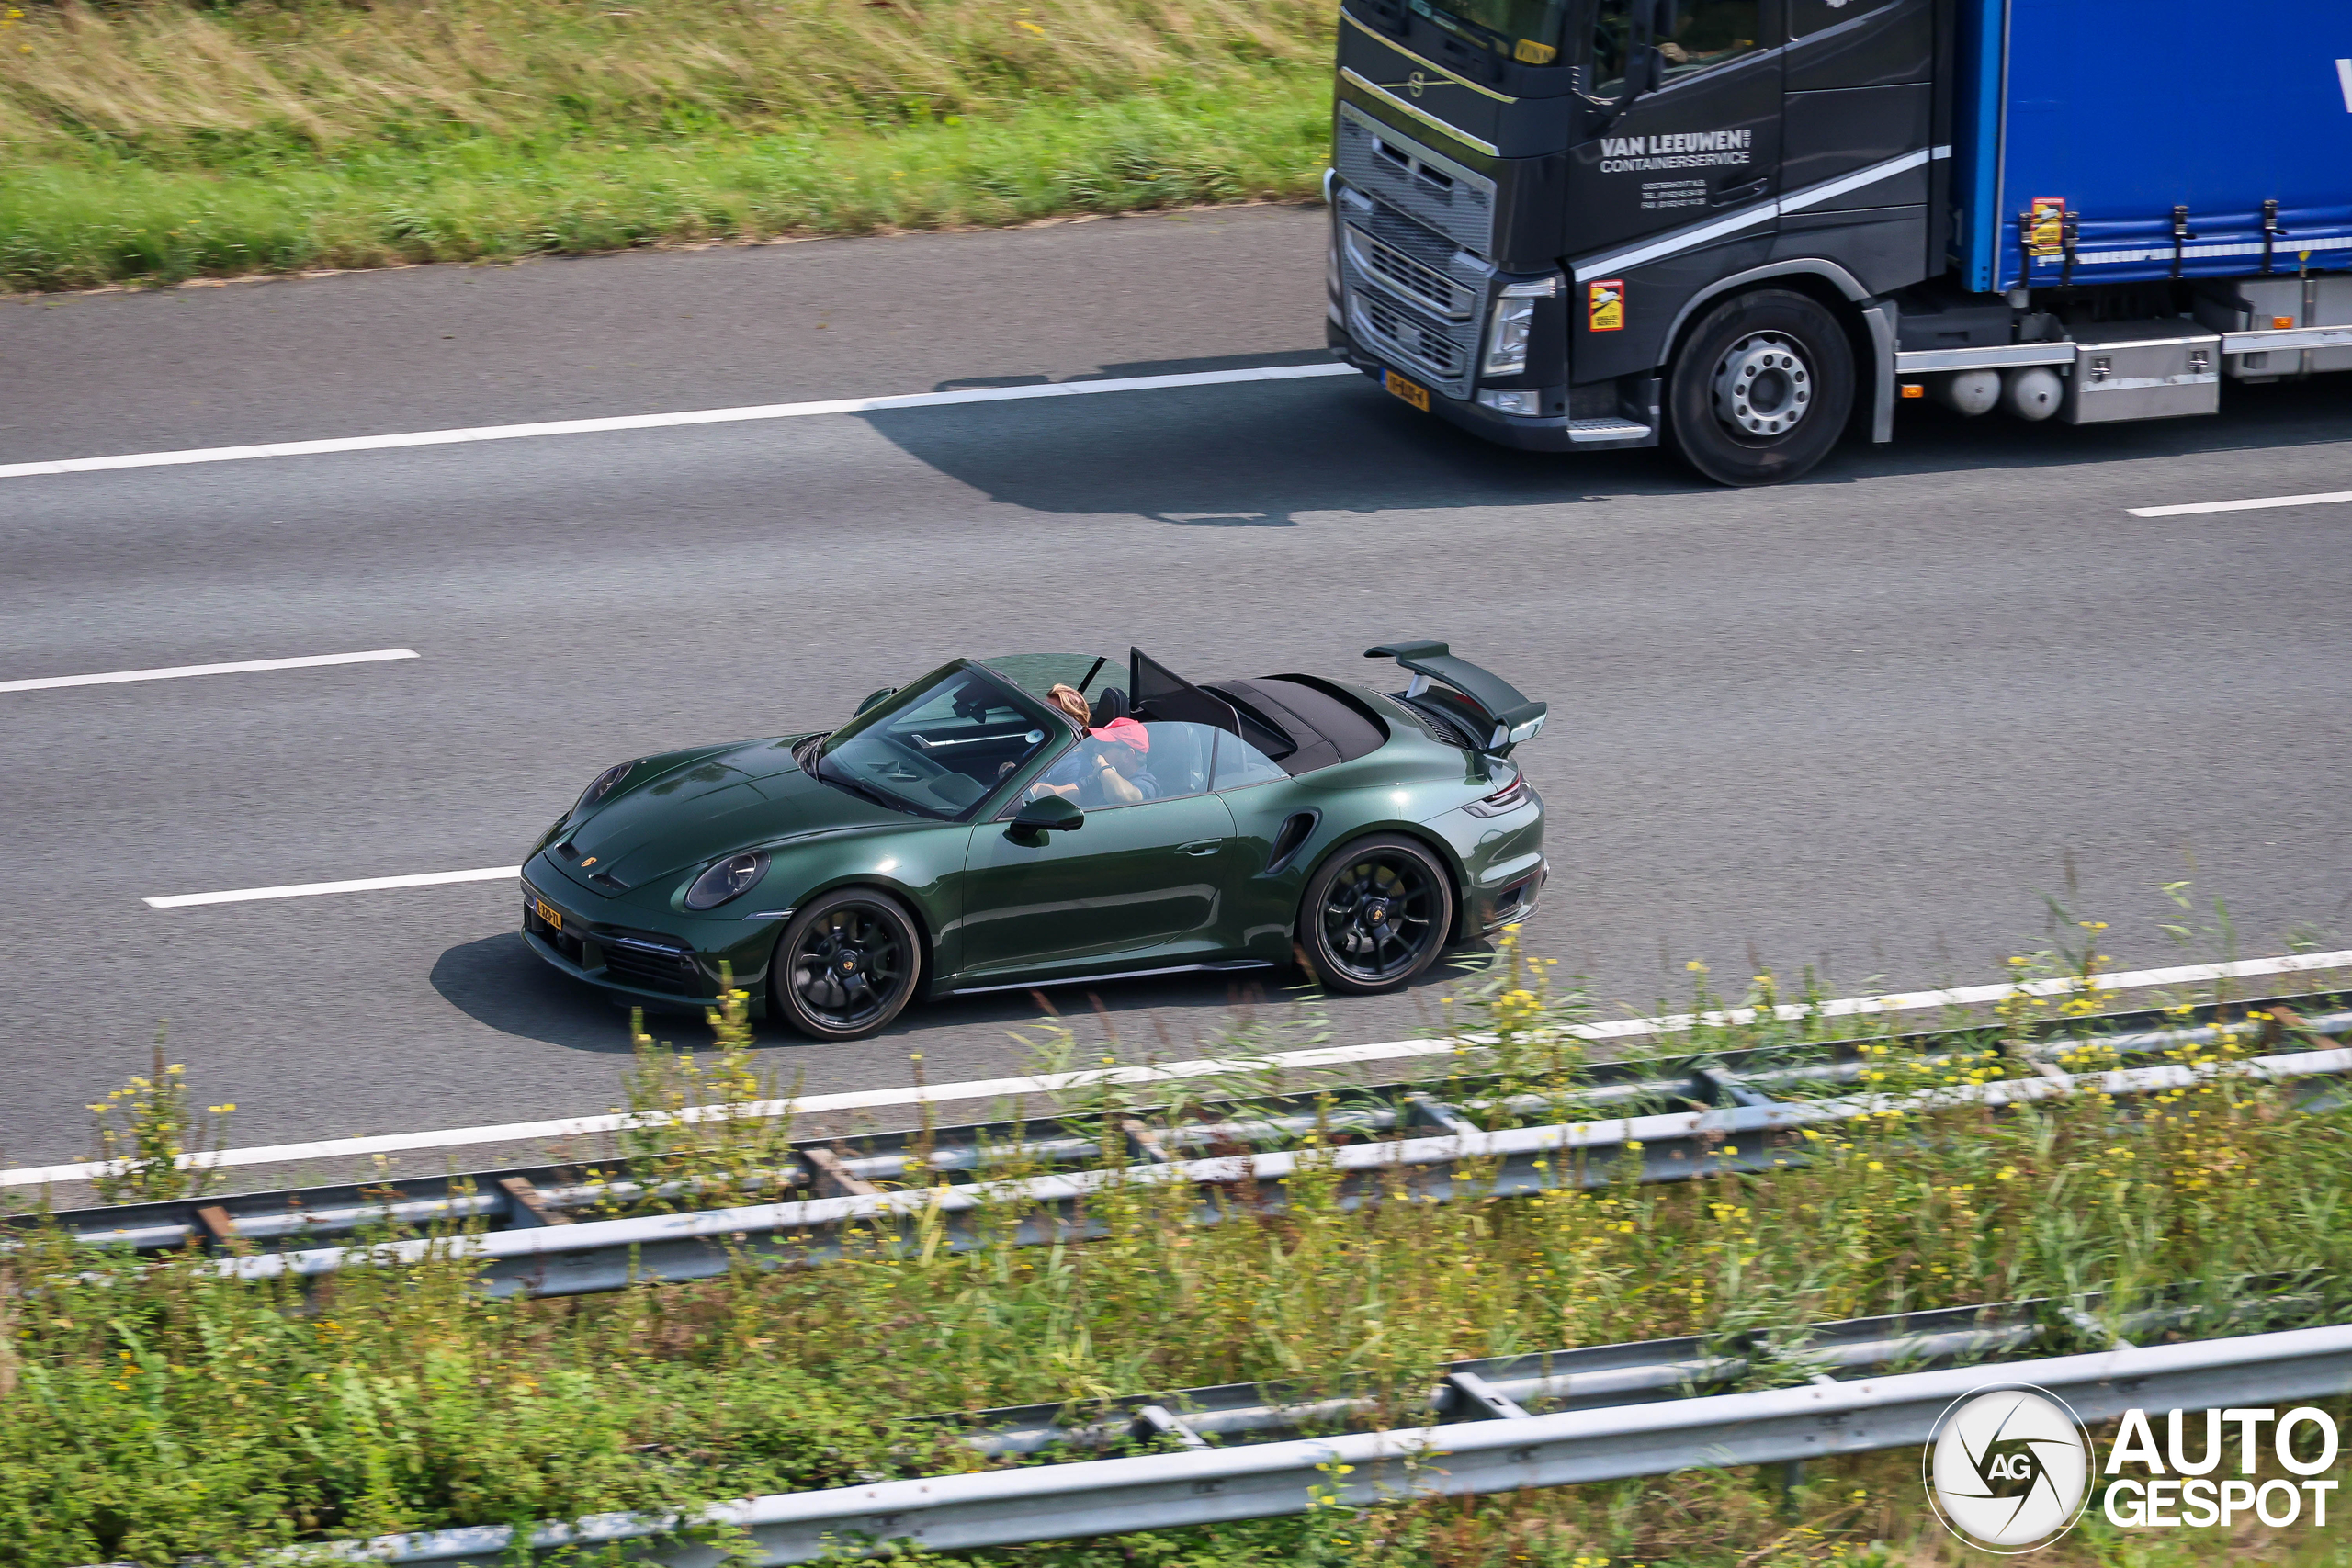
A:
817,663,1059,819
1408,0,1573,65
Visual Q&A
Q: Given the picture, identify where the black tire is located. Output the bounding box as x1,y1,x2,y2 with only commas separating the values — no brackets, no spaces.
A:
1664,288,1855,487
772,887,922,1041
1297,833,1455,995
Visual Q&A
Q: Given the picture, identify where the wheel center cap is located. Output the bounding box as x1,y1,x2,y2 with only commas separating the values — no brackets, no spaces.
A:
1713,333,1813,438
1366,900,1389,924
837,951,863,975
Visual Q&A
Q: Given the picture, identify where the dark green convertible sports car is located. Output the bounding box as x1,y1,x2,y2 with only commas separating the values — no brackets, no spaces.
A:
520,643,1547,1040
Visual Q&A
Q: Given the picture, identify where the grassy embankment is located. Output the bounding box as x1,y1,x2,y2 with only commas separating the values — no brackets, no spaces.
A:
7,929,2352,1564
0,0,1333,292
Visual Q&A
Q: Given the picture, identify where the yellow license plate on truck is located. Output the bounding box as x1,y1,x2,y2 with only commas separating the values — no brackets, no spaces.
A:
535,897,562,931
1383,370,1430,411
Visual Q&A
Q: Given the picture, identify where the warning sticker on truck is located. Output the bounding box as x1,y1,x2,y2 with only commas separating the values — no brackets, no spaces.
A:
2027,197,2067,257
1588,279,1625,333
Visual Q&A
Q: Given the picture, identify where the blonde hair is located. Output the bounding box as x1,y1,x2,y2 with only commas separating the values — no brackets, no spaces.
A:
1046,683,1091,728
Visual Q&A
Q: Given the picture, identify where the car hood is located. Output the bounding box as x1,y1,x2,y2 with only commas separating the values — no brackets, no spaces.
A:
558,739,904,893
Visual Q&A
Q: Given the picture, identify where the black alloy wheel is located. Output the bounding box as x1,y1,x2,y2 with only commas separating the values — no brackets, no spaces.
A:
773,888,922,1041
1299,833,1455,994
1664,288,1855,487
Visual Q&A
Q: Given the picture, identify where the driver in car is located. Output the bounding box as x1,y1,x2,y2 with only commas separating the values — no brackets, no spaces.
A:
1029,683,1154,807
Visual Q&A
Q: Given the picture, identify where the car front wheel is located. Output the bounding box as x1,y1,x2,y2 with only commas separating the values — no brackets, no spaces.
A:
772,887,922,1041
1298,833,1455,994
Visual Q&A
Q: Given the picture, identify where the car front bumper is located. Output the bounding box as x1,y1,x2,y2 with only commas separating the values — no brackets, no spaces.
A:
519,862,783,1016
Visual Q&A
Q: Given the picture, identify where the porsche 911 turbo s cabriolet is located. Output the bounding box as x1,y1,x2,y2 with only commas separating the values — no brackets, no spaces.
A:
519,643,1548,1040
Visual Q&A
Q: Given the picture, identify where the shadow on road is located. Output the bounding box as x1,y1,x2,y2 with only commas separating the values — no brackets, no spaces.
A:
859,352,1680,525
429,931,640,1053
431,927,1478,1060
855,351,2352,523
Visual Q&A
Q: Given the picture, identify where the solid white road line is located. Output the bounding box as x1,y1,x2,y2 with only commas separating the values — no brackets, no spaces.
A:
2129,490,2352,518
0,363,1361,482
6,947,2346,1190
0,647,419,694
144,865,521,908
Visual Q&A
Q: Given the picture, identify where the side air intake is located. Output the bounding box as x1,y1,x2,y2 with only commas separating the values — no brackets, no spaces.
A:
1266,811,1321,875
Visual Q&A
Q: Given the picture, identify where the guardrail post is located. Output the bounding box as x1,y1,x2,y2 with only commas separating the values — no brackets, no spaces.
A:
1128,1404,1210,1450
1442,1369,1532,1421
1120,1119,1173,1165
2265,1003,2338,1048
1694,1067,1774,1109
497,1177,571,1228
806,1148,881,1199
2061,1304,2134,1351
193,1203,248,1256
1404,1093,1479,1135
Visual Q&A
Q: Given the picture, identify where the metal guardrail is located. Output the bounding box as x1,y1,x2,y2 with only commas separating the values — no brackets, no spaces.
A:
292,1316,2352,1564
22,999,2344,1266
179,1025,2352,1299
950,1286,2314,1457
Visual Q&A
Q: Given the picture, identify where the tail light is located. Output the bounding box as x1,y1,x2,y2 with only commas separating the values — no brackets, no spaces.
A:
1464,774,1531,818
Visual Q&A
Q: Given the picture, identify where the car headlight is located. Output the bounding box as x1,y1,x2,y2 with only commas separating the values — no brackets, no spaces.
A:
684,852,768,911
576,761,632,813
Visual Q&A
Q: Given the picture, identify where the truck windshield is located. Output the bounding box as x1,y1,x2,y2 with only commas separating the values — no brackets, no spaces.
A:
1407,0,1572,66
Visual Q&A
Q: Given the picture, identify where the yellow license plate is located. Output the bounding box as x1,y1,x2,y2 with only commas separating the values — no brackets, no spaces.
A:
534,897,562,931
1384,369,1430,412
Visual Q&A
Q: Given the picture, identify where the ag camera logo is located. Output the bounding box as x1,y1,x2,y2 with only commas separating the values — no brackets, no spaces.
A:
1924,1384,2094,1552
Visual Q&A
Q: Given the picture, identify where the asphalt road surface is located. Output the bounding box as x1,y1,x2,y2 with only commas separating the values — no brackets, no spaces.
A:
6,205,2349,1173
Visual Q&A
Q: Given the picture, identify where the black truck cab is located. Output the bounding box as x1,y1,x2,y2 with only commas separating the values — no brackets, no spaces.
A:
1327,0,1950,484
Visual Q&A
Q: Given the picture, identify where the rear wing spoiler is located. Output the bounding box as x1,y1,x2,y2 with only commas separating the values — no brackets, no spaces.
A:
1365,641,1546,754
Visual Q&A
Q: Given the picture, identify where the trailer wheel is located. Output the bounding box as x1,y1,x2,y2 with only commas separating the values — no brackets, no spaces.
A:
1664,289,1854,486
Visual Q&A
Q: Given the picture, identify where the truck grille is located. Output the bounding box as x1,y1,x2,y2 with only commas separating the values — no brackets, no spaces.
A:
1352,285,1469,383
1347,227,1464,319
1334,102,1495,258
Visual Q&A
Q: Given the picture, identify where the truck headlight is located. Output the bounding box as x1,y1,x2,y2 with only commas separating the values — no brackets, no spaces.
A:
1483,296,1535,378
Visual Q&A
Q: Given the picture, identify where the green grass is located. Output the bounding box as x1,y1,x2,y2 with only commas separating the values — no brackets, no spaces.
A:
6,936,2352,1564
0,76,1329,292
0,0,1337,291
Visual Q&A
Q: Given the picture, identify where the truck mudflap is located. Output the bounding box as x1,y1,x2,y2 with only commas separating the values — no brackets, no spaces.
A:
1363,640,1546,755
1324,323,1656,453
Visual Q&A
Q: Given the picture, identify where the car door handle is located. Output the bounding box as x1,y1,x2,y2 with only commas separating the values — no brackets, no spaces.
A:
1712,176,1770,208
1178,840,1223,856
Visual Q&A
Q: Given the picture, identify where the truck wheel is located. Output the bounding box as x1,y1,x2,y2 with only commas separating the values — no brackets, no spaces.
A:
1665,289,1855,486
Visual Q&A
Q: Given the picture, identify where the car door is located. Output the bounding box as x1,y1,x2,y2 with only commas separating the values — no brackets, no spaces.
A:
956,721,1240,980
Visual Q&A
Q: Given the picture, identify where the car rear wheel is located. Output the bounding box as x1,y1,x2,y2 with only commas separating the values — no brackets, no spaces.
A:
773,888,922,1041
1298,833,1454,994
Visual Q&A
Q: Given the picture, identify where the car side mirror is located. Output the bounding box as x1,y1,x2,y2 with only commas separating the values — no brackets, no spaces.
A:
855,686,898,715
1008,795,1084,840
